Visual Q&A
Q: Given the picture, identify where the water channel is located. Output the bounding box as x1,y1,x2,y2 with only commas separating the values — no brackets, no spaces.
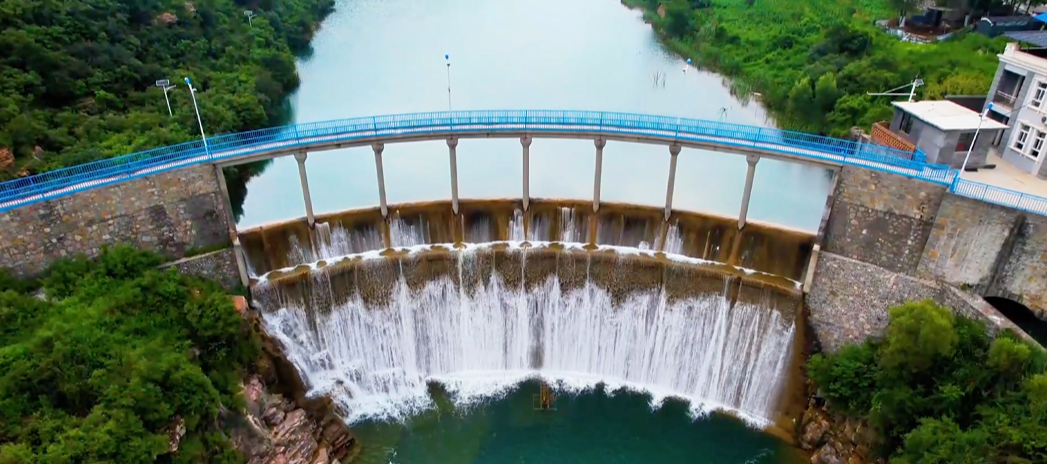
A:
243,0,826,462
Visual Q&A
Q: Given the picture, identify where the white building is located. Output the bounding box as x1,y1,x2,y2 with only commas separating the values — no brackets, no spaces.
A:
984,42,1047,178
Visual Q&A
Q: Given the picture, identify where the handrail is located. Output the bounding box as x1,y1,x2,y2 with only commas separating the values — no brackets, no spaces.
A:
0,109,1038,216
951,178,1047,215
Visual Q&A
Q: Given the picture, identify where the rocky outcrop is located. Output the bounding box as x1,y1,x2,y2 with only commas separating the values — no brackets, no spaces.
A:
230,376,356,464
798,394,883,464
225,296,358,464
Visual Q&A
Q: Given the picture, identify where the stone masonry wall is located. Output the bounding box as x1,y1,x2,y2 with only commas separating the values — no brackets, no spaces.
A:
162,248,240,290
807,251,1033,352
916,193,1023,290
822,166,947,275
0,164,232,276
988,213,1047,318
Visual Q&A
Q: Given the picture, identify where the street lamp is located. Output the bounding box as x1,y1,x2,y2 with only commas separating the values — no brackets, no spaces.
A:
959,102,992,173
244,10,255,27
184,77,209,154
445,54,452,111
155,79,175,117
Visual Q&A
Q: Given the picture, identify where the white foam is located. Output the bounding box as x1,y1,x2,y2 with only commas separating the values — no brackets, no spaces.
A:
256,251,796,427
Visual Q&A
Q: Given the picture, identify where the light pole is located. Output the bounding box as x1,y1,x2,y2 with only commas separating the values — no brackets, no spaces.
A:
244,10,255,27
960,103,993,173
445,54,452,111
155,79,175,117
184,76,209,154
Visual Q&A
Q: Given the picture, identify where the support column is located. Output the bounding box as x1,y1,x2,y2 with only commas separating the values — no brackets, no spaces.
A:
521,135,532,211
593,137,606,213
664,144,681,221
233,238,250,288
738,154,760,229
294,152,316,228
373,143,388,217
448,137,460,214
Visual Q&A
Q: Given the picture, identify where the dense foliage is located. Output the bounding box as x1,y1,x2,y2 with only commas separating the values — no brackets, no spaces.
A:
628,0,1007,137
0,246,260,463
0,0,332,180
809,300,1047,463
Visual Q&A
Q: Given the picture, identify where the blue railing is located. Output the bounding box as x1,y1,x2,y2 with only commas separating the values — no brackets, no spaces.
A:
0,109,1038,215
951,178,1047,215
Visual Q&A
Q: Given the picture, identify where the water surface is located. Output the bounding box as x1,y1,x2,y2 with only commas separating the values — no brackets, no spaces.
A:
351,381,808,464
238,0,833,230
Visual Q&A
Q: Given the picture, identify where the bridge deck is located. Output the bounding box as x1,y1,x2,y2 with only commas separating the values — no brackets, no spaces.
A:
0,110,1042,216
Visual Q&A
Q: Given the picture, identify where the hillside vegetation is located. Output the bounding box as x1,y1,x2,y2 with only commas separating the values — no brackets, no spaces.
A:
810,301,1047,462
0,247,261,463
629,0,1006,137
0,0,332,179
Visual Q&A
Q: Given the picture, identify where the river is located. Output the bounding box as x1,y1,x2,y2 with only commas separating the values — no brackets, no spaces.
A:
237,0,833,231
244,0,820,462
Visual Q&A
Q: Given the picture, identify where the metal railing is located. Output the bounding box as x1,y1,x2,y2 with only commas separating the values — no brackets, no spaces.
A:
951,178,1047,215
993,90,1019,107
0,109,1040,216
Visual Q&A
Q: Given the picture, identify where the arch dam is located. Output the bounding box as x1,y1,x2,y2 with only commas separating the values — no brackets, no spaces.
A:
0,110,1044,348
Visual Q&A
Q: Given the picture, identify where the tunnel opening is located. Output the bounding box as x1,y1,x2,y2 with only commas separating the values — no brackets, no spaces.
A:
984,296,1047,346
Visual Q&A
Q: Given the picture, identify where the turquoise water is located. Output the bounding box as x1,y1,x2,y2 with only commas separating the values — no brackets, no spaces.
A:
350,381,807,464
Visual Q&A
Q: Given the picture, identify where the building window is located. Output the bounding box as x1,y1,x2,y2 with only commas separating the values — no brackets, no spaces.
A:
1033,81,1047,109
1030,130,1046,159
1014,123,1032,152
900,112,914,134
956,132,976,151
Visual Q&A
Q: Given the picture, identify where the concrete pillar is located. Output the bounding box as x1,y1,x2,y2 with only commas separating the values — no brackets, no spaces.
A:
738,154,760,229
803,244,821,294
294,152,316,228
664,144,681,221
521,135,532,211
373,142,388,217
593,137,606,213
448,137,460,214
233,238,250,288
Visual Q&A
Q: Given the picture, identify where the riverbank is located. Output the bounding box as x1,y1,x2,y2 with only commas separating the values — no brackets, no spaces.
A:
621,0,1004,137
0,0,334,182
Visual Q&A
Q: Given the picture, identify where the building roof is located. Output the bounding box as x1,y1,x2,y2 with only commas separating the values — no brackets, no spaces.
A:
891,101,1009,132
1004,30,1047,48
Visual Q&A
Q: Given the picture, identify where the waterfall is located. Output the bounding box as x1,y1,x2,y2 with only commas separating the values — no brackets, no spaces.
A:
257,248,796,426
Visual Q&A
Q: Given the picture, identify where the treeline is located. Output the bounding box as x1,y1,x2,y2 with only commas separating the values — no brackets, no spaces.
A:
629,0,1006,137
809,301,1047,462
0,247,261,463
0,0,333,179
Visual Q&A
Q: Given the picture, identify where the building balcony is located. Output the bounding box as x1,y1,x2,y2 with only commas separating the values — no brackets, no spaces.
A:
992,90,1018,112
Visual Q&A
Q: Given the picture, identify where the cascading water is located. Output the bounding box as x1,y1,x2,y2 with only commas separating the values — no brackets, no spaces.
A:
256,246,796,426
286,222,385,266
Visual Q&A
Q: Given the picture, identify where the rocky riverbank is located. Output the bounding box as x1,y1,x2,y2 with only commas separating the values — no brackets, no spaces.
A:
797,382,883,464
225,296,358,464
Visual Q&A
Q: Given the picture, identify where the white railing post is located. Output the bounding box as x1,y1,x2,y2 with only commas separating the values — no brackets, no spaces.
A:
373,142,388,217
447,136,460,214
521,135,532,211
294,152,315,228
593,137,606,213
665,144,681,221
738,154,760,229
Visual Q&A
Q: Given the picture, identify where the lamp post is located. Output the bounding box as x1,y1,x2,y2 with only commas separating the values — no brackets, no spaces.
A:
244,10,255,27
960,103,993,173
184,76,209,155
155,79,175,117
445,54,452,111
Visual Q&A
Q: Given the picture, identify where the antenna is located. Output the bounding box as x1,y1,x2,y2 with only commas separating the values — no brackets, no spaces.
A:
868,77,924,102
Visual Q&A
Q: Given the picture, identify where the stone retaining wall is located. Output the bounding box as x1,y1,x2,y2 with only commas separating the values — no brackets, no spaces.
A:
822,166,946,275
162,248,240,290
0,164,232,276
806,251,1032,352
